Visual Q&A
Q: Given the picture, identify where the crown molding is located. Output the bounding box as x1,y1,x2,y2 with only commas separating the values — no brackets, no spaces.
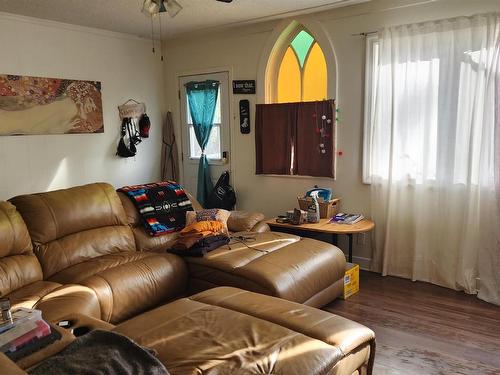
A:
0,11,153,42
164,0,370,40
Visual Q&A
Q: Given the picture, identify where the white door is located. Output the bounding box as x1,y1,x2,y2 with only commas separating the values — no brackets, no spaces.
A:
179,72,231,201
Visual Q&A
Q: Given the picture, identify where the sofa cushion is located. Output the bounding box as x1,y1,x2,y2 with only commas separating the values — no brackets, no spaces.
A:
0,254,45,299
46,252,188,324
114,287,375,375
130,226,179,253
80,252,188,323
48,252,160,284
114,297,337,375
118,191,178,253
43,226,136,279
0,201,44,297
7,280,61,309
192,287,375,356
0,201,33,257
10,183,136,278
186,232,346,306
10,183,128,243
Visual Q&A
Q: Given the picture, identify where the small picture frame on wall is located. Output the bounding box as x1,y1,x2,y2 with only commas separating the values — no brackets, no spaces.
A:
232,80,256,95
239,99,250,134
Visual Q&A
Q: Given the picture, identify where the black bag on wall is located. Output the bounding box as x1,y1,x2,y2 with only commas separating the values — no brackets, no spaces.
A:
117,118,141,158
206,171,236,210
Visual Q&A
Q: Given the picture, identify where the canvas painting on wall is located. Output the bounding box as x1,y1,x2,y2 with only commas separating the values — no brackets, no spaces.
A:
0,74,103,135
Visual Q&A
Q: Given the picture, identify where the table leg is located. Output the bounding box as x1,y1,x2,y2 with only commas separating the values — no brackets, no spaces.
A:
347,234,353,263
331,233,338,246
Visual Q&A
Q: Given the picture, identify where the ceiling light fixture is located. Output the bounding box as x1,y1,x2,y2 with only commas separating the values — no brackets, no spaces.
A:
142,0,182,62
141,0,182,17
141,0,160,16
141,0,232,61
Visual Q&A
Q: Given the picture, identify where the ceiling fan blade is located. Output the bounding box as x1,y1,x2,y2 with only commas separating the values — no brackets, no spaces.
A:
216,0,233,2
165,0,183,17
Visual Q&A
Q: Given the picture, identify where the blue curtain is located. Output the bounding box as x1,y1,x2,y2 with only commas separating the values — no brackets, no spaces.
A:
185,80,220,206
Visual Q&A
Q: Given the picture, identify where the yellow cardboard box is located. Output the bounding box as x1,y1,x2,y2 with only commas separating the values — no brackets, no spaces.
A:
342,263,359,299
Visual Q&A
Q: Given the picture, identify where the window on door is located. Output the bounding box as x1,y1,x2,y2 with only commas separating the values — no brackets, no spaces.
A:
186,87,222,160
185,88,222,160
179,71,230,197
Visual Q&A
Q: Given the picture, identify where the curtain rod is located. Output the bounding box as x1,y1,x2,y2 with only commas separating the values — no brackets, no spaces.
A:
351,31,378,37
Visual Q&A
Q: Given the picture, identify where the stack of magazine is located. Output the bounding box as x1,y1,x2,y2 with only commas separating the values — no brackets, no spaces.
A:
330,213,364,225
0,307,52,356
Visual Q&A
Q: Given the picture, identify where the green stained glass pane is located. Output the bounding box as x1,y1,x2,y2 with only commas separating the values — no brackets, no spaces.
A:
291,30,314,68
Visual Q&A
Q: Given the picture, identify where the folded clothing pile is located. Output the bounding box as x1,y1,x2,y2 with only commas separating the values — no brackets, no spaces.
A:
169,220,230,257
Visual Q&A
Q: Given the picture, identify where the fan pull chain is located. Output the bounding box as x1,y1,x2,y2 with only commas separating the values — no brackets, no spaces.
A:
159,15,164,61
151,17,155,54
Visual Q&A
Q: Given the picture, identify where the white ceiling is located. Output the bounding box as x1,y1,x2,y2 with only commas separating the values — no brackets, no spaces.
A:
0,0,368,38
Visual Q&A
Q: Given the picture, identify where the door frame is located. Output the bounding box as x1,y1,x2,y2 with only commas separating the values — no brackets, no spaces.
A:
175,66,235,195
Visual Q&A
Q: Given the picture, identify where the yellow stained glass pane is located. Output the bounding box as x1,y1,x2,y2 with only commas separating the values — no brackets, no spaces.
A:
277,47,301,103
303,42,327,102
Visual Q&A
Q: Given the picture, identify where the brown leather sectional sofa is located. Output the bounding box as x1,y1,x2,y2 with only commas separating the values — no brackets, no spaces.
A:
0,182,375,374
119,188,347,308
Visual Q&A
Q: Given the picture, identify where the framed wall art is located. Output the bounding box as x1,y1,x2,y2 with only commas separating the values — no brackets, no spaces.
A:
0,74,103,136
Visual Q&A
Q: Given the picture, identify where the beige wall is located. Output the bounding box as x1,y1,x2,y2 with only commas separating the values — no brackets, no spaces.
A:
164,0,500,267
0,13,165,199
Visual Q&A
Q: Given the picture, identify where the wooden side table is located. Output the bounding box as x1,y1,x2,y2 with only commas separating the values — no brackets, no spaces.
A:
266,218,375,263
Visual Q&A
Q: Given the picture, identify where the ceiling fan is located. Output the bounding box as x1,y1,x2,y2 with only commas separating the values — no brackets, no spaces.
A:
142,0,233,62
142,0,233,18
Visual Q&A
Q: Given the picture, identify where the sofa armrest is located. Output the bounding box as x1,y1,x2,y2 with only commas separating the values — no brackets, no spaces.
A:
17,325,75,370
34,284,101,323
0,353,26,374
227,211,268,232
250,221,270,233
55,313,115,335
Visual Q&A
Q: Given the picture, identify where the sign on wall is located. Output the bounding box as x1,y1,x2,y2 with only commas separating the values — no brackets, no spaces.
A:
239,99,250,134
232,80,256,94
0,74,103,136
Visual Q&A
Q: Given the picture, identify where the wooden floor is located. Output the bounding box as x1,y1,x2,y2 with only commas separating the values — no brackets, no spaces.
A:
325,271,500,375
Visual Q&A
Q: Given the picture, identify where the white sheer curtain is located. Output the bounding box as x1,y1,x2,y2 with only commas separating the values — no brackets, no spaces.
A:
369,14,500,305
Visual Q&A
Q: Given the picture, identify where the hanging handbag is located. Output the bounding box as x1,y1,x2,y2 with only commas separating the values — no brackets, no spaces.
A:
139,113,151,138
116,118,137,158
130,118,142,146
206,171,237,210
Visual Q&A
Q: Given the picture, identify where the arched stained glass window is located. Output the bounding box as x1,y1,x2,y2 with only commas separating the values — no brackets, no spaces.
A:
277,30,327,103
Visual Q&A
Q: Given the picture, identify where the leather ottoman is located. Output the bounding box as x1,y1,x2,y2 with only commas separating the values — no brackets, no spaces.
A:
114,287,375,375
185,232,347,307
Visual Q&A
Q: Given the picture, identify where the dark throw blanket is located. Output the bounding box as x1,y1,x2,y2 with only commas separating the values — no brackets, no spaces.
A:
29,330,169,375
118,181,193,236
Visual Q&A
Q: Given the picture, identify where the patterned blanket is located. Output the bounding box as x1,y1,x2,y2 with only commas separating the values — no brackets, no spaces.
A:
118,181,193,236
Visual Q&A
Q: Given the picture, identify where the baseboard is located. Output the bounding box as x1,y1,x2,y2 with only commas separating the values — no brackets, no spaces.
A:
344,255,371,270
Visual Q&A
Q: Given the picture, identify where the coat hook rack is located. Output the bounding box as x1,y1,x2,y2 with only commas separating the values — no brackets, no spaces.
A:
118,99,146,120
122,98,141,105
